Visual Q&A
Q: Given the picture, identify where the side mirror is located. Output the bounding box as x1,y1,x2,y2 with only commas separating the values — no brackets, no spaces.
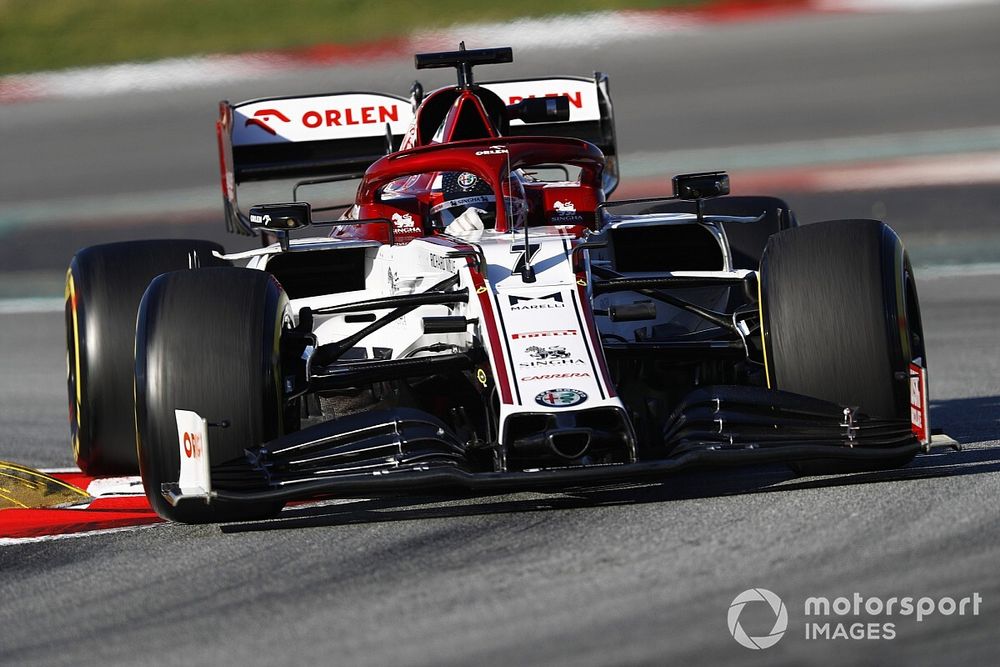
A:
507,96,571,124
672,172,730,200
248,202,312,231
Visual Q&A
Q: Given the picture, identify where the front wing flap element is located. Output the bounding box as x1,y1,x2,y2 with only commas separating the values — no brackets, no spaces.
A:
661,386,916,456
168,386,920,507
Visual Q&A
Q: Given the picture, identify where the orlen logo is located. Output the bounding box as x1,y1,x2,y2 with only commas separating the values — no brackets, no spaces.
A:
182,431,204,459
245,108,291,135
302,104,399,128
475,145,509,156
507,92,585,109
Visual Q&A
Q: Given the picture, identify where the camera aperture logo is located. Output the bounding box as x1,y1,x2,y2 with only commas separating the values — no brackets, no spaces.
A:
728,588,788,650
727,589,983,648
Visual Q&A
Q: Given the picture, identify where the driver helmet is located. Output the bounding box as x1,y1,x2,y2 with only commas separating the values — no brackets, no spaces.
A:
431,171,527,230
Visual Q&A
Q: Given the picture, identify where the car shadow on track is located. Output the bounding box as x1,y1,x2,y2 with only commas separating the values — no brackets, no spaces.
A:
930,394,1000,444
220,395,1000,534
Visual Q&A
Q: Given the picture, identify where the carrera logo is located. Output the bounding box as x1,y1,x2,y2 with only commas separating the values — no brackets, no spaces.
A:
509,292,564,309
511,329,577,340
521,372,591,381
182,431,203,459
245,108,291,135
507,92,585,109
302,104,400,128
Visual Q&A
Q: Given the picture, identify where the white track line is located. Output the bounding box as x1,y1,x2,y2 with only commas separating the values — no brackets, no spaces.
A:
0,523,161,547
791,152,1000,191
917,263,1000,280
626,127,1000,178
0,297,64,314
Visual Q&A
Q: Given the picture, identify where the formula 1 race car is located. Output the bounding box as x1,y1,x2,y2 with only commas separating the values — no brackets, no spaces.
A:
65,45,931,523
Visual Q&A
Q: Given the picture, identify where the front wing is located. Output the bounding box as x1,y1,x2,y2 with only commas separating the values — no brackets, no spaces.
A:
163,386,927,508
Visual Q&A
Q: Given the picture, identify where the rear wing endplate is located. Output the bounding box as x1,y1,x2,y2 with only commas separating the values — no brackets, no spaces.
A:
217,92,413,235
480,74,619,194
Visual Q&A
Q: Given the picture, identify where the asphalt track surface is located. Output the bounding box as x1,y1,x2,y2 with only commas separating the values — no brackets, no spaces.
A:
2,5,1000,666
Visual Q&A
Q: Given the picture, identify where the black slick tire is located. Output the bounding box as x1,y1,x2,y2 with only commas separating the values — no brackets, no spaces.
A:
759,219,926,472
134,267,287,523
66,239,228,475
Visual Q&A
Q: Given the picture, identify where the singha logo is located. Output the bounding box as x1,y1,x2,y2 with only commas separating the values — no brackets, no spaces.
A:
526,345,571,360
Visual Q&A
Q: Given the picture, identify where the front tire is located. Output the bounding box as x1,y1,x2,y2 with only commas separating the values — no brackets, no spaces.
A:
759,219,926,472
66,240,228,475
135,267,287,523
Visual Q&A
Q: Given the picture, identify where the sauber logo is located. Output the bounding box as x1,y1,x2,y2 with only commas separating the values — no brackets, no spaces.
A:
245,108,291,135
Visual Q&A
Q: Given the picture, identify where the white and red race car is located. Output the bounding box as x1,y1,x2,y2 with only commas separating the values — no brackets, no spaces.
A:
65,45,931,523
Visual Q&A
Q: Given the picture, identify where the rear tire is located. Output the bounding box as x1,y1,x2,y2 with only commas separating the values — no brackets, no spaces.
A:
759,219,926,473
66,240,228,475
135,267,287,523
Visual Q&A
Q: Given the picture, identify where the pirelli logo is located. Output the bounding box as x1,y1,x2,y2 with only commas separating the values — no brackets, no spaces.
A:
511,329,577,340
